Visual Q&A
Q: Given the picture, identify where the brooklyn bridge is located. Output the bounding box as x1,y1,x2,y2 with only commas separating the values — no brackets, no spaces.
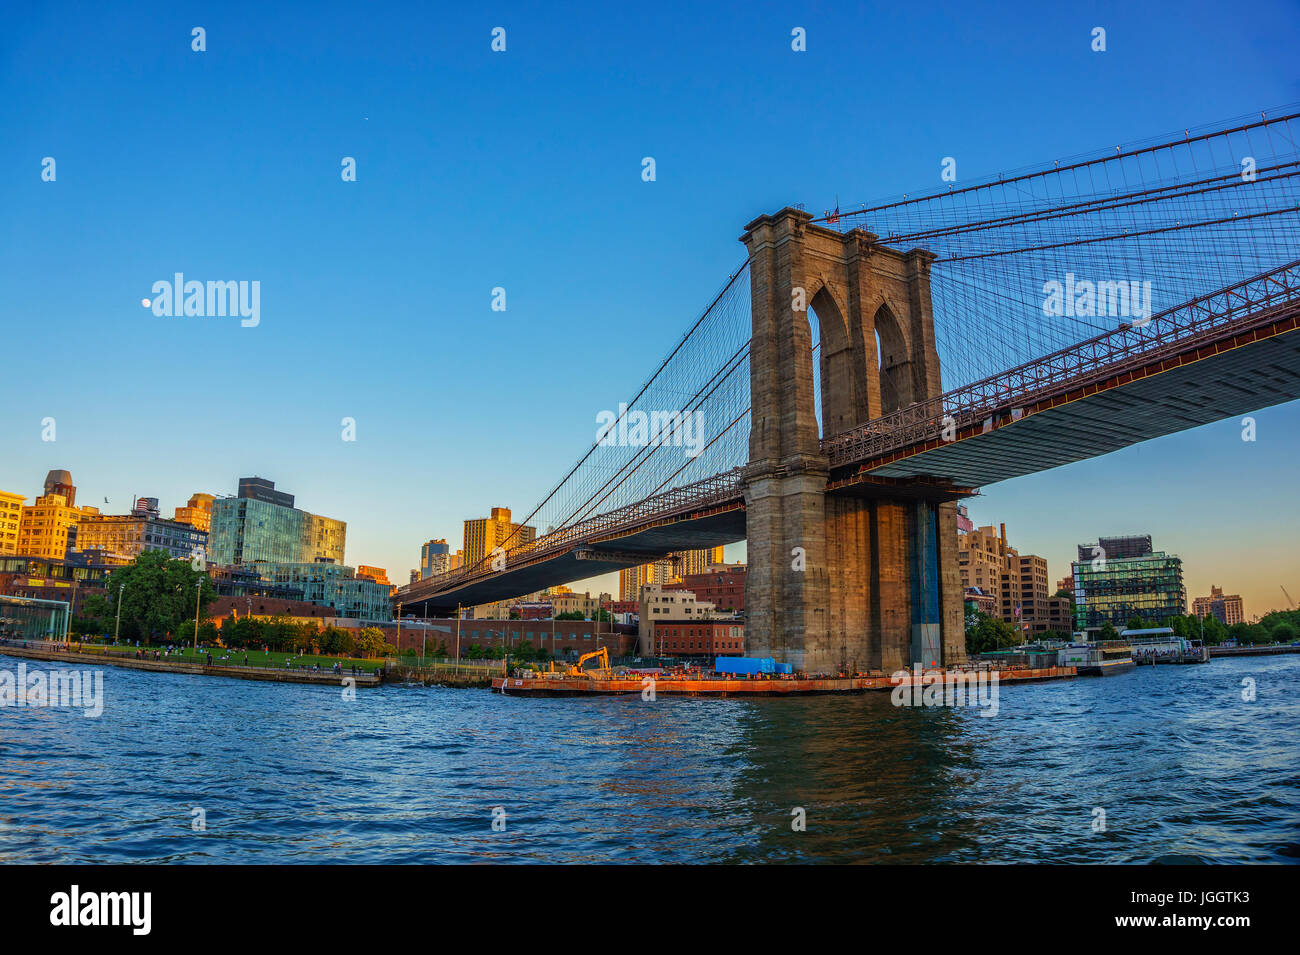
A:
400,110,1300,675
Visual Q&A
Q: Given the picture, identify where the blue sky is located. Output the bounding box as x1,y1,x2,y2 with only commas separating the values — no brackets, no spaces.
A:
2,1,1298,615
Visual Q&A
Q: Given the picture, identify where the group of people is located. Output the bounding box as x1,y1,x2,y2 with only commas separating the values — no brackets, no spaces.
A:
1132,647,1184,664
280,656,359,676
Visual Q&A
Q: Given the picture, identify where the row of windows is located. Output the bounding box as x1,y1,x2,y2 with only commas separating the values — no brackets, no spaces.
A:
661,641,743,651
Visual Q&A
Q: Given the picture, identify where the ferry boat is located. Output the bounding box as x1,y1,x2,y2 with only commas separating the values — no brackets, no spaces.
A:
1059,640,1136,676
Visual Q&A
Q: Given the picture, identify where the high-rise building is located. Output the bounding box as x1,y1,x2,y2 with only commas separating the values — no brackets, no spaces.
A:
619,558,675,602
420,538,451,578
0,490,24,556
74,496,208,564
958,523,1015,595
463,507,535,568
17,470,100,561
174,493,216,533
207,478,346,567
1192,585,1245,626
237,477,294,508
1072,534,1186,633
958,523,1068,635
674,547,725,578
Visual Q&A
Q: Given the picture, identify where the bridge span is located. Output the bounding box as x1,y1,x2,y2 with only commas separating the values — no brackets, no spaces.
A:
399,111,1300,674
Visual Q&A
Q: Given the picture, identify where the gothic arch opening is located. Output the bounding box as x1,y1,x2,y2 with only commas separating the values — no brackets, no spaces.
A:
804,304,823,439
806,285,859,440
873,301,910,414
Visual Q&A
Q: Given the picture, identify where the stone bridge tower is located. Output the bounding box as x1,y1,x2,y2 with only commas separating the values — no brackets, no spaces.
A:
741,207,965,675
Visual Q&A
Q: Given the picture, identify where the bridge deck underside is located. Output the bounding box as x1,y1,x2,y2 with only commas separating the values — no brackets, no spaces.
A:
858,326,1300,487
403,507,746,614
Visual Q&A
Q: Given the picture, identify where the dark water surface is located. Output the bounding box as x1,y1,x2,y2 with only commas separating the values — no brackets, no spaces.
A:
1,652,1297,863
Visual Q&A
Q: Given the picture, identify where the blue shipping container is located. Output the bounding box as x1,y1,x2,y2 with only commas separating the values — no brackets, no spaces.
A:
715,656,776,675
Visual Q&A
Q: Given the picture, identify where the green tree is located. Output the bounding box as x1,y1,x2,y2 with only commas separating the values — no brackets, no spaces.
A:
356,627,395,658
555,611,585,621
74,592,114,635
320,625,355,655
1199,613,1228,645
223,615,262,649
104,551,216,642
1098,621,1120,641
964,610,1020,655
1269,621,1298,644
1230,622,1271,646
464,643,484,660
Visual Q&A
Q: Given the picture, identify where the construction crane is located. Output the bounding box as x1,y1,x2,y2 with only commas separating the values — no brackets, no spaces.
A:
1282,585,1297,610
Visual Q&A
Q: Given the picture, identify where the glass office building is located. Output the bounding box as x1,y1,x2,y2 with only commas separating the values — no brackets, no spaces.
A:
1072,535,1186,633
208,483,346,568
248,561,391,622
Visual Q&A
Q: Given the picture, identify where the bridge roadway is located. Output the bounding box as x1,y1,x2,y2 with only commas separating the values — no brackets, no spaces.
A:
400,270,1300,615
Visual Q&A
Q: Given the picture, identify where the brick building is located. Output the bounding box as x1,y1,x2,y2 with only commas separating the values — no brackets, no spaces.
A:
1191,585,1245,626
651,620,745,658
207,595,336,628
664,563,746,614
392,618,636,658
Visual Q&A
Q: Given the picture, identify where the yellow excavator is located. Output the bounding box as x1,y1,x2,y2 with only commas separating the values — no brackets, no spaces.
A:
564,646,612,680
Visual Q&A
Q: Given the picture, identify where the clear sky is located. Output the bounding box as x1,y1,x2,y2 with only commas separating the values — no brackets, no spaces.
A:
2,1,1297,616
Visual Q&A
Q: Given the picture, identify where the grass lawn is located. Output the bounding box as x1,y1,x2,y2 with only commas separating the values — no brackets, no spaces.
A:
70,642,387,673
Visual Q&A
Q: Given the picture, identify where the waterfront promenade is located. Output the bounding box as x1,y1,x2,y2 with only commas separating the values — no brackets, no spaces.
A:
0,641,381,688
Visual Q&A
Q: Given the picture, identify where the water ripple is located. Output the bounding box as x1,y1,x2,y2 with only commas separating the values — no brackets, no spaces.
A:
0,652,1296,863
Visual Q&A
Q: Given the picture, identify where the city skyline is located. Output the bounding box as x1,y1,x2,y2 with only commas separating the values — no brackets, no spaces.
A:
1,437,1294,621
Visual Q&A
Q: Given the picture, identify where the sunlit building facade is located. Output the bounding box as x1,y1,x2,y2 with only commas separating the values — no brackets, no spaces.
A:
463,507,536,569
18,494,99,560
1072,535,1186,633
1192,585,1245,626
0,490,24,556
74,497,207,564
208,478,346,567
173,493,216,533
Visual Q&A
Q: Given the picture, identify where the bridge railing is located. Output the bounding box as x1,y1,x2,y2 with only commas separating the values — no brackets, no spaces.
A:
823,259,1300,466
402,467,746,600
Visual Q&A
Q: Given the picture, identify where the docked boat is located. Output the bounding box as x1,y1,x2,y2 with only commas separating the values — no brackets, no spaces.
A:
1060,640,1136,676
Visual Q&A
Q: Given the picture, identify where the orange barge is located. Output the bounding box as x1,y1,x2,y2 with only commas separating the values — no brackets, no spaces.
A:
491,665,1076,697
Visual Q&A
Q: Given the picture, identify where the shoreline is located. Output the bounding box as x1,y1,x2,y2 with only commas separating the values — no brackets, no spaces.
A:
0,643,381,688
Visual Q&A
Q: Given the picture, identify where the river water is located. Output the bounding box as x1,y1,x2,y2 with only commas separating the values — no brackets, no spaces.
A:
1,651,1296,864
